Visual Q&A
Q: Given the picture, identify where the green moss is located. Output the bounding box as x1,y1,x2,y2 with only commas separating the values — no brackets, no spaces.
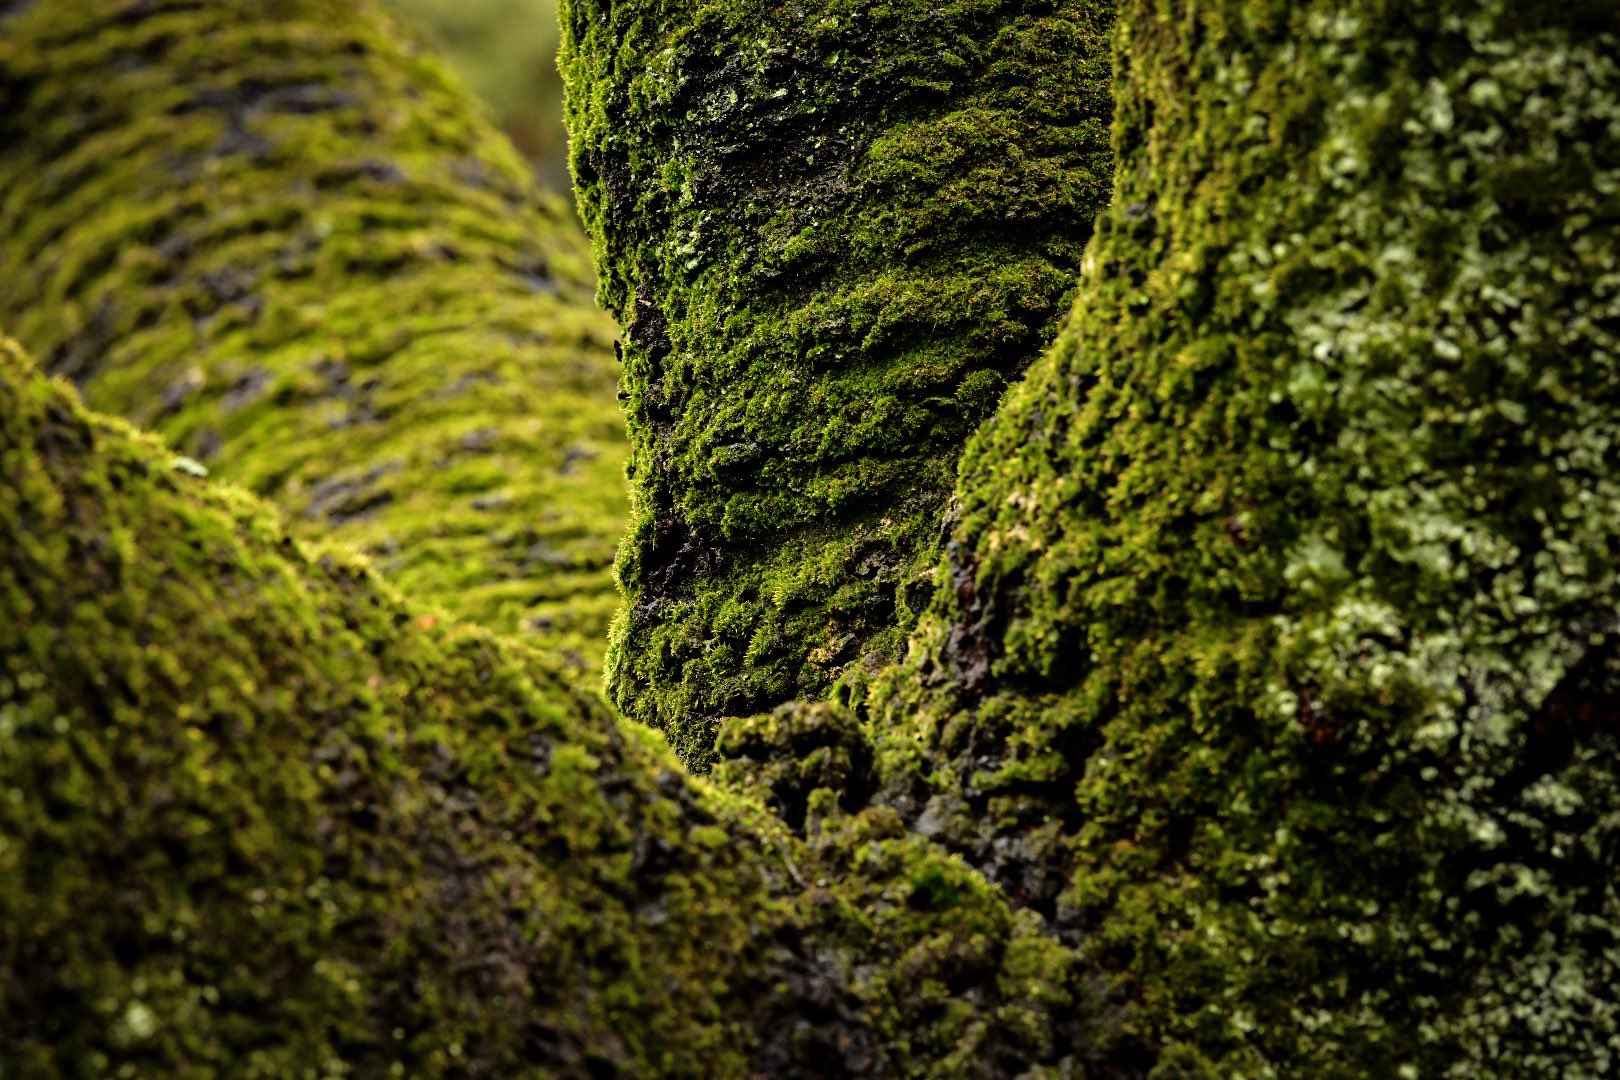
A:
0,328,1113,1073
0,0,626,671
0,334,777,1074
866,0,1620,1072
709,701,1127,1074
560,0,1114,761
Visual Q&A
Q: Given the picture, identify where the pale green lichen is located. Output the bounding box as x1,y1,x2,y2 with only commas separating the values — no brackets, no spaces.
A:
561,0,1115,762
0,0,626,670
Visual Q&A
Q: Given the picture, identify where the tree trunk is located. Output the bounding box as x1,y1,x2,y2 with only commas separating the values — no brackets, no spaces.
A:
0,333,776,1073
561,0,1116,762
0,329,1113,1075
863,0,1620,1071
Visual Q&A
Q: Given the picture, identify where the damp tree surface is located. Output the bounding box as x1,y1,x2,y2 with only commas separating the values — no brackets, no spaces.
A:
1,0,1617,1075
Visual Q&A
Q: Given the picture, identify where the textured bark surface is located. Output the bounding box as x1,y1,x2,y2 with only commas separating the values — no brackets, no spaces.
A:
0,0,626,669
855,0,1620,1072
562,0,1115,762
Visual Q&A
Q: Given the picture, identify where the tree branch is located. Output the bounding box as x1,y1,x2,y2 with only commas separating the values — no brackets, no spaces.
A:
0,0,625,668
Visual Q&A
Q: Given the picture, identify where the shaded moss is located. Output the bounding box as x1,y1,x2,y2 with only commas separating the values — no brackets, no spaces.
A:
560,0,1114,761
0,0,626,670
865,0,1620,1072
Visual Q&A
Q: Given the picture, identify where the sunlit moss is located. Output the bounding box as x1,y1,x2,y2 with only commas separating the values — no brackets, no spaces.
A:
0,0,625,671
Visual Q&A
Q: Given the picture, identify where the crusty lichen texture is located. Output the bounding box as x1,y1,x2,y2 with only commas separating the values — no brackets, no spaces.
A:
0,335,1111,1075
561,0,1114,761
863,0,1620,1072
0,0,626,668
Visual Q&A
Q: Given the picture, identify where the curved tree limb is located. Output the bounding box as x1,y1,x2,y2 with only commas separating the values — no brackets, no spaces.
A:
0,0,626,668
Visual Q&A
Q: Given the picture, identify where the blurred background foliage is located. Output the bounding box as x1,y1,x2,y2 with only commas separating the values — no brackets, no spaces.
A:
386,0,572,193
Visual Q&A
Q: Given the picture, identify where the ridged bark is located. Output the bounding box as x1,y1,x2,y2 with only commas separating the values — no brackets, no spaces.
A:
858,0,1620,1072
0,0,625,668
561,0,1115,761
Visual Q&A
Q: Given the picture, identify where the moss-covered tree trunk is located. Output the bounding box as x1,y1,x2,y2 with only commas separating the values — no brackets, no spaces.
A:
0,3,1106,1074
0,334,782,1073
0,330,1106,1075
0,0,626,667
854,0,1620,1072
561,0,1115,760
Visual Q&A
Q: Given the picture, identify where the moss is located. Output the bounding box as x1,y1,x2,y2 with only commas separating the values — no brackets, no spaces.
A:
560,0,1114,761
866,0,1620,1072
707,702,1128,1075
0,333,775,1074
0,0,626,671
0,329,1112,1074
16,0,1610,1068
